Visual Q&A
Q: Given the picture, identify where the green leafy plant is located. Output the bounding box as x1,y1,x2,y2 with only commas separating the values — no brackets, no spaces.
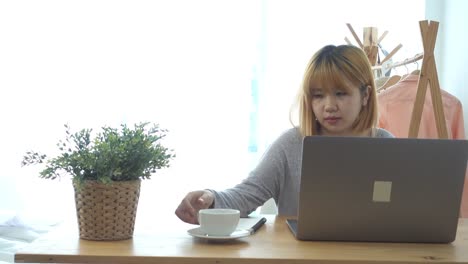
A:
22,122,174,185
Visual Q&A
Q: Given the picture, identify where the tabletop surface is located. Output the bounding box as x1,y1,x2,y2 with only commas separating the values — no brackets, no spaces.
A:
14,215,468,264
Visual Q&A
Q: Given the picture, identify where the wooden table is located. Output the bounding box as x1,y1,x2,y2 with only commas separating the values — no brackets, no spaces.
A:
15,215,468,264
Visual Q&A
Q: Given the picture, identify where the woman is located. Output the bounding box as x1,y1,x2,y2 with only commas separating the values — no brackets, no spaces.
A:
175,45,393,224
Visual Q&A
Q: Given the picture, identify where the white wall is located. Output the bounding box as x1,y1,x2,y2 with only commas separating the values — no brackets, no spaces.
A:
426,0,468,138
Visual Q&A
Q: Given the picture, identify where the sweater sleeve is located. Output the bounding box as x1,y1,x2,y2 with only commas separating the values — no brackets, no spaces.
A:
451,100,465,140
209,132,290,217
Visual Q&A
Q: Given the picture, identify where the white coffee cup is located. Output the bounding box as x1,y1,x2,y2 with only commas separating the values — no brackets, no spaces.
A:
198,208,240,236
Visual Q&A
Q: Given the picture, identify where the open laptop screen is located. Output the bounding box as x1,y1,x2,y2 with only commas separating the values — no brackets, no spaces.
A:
288,136,468,243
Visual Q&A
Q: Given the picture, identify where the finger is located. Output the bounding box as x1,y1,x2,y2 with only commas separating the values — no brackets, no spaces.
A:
197,192,213,208
197,198,209,209
175,199,197,224
175,206,198,224
182,197,197,215
175,207,198,224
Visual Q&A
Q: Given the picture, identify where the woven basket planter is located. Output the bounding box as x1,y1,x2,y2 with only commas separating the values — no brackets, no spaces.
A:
73,180,141,241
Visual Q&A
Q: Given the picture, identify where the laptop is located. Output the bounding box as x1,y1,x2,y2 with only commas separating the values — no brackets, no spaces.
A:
287,136,468,243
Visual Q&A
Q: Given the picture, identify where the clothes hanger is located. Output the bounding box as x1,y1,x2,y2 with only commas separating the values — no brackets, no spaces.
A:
380,54,423,84
401,63,411,79
381,53,423,72
375,76,390,89
376,74,401,92
411,60,421,75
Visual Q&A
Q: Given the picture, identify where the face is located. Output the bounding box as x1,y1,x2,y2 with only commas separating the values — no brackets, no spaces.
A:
311,83,370,136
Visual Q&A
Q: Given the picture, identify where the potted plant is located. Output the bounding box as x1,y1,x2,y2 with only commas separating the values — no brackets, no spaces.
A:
21,122,174,241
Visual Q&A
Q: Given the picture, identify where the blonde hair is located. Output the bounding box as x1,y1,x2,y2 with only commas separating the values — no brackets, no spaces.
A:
291,45,378,136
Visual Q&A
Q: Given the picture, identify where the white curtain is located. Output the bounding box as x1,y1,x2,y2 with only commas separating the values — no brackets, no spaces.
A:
0,0,424,223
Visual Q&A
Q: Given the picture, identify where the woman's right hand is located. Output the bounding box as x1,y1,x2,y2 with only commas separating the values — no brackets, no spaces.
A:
175,190,214,224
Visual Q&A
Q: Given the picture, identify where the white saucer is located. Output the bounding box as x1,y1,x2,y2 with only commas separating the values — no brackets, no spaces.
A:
187,227,250,240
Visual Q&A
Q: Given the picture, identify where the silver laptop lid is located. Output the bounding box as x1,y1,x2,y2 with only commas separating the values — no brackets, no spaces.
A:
296,136,468,243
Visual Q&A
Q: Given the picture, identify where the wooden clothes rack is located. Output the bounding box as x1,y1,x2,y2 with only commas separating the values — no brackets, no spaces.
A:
345,21,447,139
408,20,448,139
345,24,402,67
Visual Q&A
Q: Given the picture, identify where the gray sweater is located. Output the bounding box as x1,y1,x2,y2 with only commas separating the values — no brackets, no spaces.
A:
210,127,394,217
